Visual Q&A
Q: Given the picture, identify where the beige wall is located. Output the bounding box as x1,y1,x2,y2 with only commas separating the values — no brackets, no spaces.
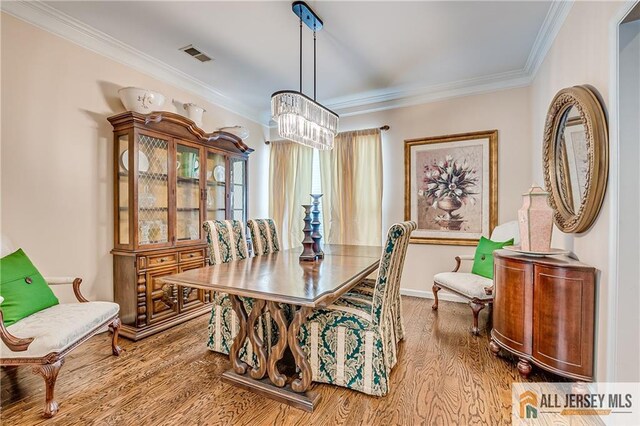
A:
337,87,532,300
0,14,269,303
529,1,629,381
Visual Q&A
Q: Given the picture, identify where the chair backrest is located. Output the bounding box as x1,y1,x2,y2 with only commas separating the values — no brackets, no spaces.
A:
203,220,249,265
371,221,416,326
490,220,520,244
1,234,16,257
247,219,280,256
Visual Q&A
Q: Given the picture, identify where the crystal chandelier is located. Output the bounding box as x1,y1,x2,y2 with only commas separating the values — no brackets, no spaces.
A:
271,1,339,150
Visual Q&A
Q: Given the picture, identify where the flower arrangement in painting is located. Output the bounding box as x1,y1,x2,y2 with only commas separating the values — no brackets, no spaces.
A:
420,155,478,230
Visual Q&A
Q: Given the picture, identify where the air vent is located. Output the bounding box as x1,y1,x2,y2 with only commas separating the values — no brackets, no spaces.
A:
179,45,212,63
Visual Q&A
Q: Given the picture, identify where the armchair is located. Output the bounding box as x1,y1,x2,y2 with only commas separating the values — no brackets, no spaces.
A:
432,221,519,335
0,238,121,418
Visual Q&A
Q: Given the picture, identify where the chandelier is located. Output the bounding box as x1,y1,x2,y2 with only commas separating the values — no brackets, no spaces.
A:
271,1,339,150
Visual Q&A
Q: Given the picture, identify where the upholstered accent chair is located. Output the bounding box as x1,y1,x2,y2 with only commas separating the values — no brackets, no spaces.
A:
0,236,121,418
432,221,520,335
247,218,280,256
298,221,416,396
203,220,274,362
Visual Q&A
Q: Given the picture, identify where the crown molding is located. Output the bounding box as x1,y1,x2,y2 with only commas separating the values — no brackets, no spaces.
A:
324,69,531,117
0,0,265,125
2,0,574,123
323,0,574,117
524,0,574,77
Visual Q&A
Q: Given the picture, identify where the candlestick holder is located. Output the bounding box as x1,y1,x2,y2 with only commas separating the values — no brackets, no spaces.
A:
310,194,324,258
299,204,317,261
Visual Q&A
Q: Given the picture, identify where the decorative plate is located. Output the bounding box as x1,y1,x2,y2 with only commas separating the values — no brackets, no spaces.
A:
213,165,225,182
503,245,571,258
120,150,149,173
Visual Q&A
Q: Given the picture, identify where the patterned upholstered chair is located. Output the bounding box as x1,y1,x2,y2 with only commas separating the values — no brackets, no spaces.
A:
203,220,258,359
298,221,416,396
247,219,280,256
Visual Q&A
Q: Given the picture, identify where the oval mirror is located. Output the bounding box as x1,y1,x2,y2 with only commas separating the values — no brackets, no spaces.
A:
543,85,608,233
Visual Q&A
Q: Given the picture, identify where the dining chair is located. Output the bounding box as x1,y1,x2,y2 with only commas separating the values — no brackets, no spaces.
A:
247,219,280,256
297,221,416,396
432,221,520,335
203,220,273,364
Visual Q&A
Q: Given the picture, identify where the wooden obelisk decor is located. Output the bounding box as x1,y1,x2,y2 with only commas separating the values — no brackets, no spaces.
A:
300,204,317,261
310,194,324,258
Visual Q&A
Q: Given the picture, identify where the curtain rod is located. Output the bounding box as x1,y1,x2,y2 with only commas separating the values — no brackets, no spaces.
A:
265,125,389,145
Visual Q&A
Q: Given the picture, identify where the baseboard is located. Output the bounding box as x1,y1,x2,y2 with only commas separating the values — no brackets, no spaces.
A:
400,288,467,304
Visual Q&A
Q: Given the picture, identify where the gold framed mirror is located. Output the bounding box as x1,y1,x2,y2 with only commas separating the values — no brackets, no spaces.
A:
543,85,608,233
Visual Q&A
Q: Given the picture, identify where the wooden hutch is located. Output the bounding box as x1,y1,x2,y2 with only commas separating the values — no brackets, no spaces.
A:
108,111,253,340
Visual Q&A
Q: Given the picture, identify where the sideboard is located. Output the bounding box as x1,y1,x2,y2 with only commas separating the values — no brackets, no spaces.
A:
490,250,596,381
108,111,253,340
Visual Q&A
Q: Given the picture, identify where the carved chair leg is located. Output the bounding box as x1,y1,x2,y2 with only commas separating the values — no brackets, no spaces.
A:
109,317,123,356
33,359,64,418
432,284,441,310
469,302,486,336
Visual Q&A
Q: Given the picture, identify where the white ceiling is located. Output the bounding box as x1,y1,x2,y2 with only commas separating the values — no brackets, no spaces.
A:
35,1,555,123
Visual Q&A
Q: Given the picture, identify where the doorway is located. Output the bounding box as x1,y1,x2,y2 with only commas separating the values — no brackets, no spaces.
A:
611,1,640,382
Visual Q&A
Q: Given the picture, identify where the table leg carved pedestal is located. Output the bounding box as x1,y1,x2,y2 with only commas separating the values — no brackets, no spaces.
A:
222,295,320,411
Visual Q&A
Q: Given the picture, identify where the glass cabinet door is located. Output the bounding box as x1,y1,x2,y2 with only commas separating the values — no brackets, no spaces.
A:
137,133,170,246
205,151,227,221
176,142,202,242
117,134,130,246
230,158,247,222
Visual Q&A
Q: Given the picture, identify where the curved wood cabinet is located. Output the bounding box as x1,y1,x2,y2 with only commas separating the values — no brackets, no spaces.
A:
490,250,596,381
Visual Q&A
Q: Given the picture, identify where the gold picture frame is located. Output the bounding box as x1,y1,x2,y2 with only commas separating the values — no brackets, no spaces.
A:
404,130,498,245
542,85,608,233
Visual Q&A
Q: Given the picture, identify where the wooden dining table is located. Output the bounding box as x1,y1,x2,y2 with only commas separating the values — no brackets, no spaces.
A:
160,244,381,411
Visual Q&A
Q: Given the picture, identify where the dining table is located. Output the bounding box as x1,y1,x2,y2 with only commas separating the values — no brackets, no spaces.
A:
160,244,382,411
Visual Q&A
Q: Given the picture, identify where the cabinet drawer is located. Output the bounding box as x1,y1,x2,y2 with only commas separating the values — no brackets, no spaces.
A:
142,253,178,269
179,249,205,264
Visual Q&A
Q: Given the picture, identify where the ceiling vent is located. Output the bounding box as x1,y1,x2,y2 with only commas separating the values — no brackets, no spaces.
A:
179,45,212,63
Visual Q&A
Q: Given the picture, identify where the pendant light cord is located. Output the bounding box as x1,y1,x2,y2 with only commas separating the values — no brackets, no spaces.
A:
299,18,303,93
313,28,317,101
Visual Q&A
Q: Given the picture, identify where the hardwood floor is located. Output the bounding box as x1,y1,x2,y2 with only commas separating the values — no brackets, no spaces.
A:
1,297,557,425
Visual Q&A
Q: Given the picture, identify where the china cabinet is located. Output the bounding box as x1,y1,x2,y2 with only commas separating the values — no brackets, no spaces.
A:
108,111,252,340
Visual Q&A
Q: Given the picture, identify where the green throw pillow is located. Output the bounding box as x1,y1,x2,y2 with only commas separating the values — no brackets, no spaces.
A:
471,237,514,279
0,249,59,326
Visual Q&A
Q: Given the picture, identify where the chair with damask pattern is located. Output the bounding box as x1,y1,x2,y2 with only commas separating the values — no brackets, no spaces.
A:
247,219,280,256
203,220,274,363
297,221,416,396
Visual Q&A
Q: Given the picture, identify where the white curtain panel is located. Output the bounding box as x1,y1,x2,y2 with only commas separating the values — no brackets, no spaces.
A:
268,140,313,249
320,129,383,246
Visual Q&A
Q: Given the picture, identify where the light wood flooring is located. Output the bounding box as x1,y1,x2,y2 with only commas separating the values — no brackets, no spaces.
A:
1,297,556,425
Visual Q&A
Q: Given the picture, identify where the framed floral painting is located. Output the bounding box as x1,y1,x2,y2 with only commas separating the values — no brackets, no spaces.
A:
404,130,498,245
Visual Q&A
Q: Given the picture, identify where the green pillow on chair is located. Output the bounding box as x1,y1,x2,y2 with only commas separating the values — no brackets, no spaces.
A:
0,249,59,326
471,237,514,279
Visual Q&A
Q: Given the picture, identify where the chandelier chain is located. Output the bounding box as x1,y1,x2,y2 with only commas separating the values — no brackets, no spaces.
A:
299,18,303,93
